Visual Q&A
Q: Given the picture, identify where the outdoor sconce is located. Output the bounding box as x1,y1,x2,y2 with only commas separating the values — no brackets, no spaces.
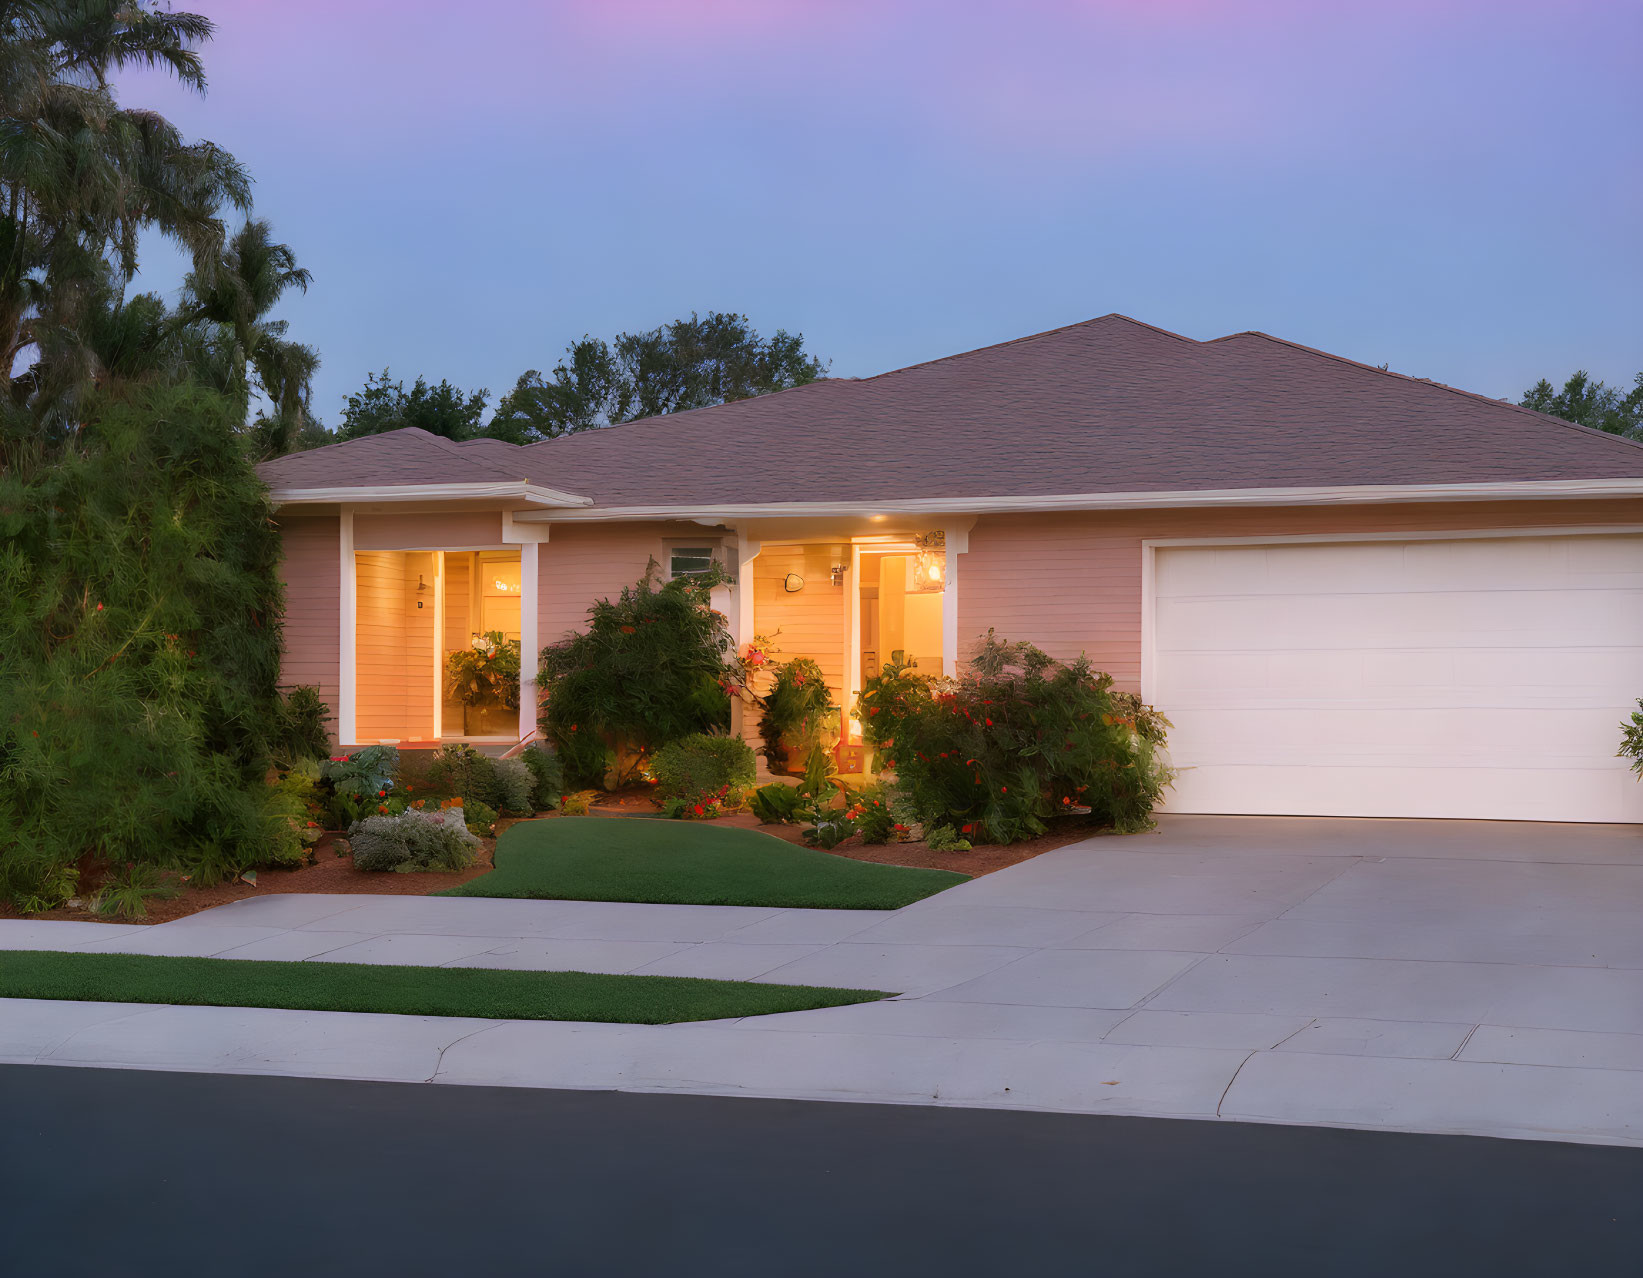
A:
831,564,846,586
783,573,804,592
910,531,947,594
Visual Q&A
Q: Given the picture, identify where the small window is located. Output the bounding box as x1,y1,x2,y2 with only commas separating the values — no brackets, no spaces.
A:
668,545,718,580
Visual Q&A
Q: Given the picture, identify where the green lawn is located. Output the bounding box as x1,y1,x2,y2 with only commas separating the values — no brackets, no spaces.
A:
438,816,969,909
0,951,889,1024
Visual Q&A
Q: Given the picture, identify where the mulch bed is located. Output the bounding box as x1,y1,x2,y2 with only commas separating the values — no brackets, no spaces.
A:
6,801,1111,927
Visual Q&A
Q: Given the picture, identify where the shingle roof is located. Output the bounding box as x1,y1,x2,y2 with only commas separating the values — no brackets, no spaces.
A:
259,315,1643,507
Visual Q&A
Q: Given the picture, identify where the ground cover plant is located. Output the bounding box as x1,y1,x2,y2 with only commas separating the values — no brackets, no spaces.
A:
349,808,480,873
538,562,749,788
857,632,1173,845
439,817,967,909
0,951,889,1025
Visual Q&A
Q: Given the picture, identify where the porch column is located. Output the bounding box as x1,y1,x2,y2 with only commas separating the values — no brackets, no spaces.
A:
941,521,973,677
518,540,540,742
731,535,761,737
338,506,357,746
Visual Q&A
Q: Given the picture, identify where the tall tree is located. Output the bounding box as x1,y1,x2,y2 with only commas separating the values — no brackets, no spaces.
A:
0,1,251,431
1520,370,1643,440
179,219,320,456
335,369,488,442
489,311,828,441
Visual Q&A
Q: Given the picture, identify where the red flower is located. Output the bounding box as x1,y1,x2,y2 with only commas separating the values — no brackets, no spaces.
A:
95,602,103,611
693,804,704,816
985,718,993,727
961,823,974,834
1000,786,1008,794
621,625,636,634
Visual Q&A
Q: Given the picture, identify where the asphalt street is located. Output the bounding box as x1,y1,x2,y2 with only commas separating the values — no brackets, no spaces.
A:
2,1064,1639,1277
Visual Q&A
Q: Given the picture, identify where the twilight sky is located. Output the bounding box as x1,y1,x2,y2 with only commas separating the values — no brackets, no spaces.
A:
126,0,1642,426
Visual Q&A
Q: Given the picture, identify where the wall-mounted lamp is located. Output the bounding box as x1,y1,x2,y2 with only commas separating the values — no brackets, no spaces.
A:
910,531,947,594
783,573,804,593
831,564,846,587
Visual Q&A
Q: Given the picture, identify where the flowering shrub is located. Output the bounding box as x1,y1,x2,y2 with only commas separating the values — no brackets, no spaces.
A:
847,784,902,845
539,562,751,787
349,808,479,873
660,784,732,820
856,632,1173,843
757,656,836,773
320,745,400,827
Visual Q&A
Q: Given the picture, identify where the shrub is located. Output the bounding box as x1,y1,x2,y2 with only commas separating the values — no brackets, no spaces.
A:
520,744,564,811
651,733,756,801
749,781,804,825
90,864,183,920
1620,700,1643,777
427,743,502,811
320,746,400,828
538,562,749,788
925,824,973,853
0,385,290,908
349,809,479,873
272,685,332,765
757,656,836,773
856,632,1173,844
492,757,536,814
848,784,901,845
461,799,499,838
560,792,593,816
659,785,732,820
264,759,326,866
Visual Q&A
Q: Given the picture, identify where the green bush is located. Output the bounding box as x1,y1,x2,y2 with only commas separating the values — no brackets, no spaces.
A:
1619,699,1643,778
848,784,901,845
857,632,1173,844
492,757,536,814
520,744,564,811
265,759,326,865
651,733,757,801
349,809,479,873
0,385,291,909
427,743,503,811
749,781,804,825
320,746,400,828
462,799,499,838
757,656,836,773
272,685,332,765
538,562,747,788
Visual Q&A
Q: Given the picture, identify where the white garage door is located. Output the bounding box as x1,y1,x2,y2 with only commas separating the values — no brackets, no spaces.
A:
1149,534,1643,822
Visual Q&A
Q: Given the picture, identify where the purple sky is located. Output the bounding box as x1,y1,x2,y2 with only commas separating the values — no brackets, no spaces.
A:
127,0,1642,425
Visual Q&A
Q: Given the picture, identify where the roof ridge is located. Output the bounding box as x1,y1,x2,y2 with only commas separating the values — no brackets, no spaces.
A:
855,313,1198,384
1211,331,1643,456
521,376,845,447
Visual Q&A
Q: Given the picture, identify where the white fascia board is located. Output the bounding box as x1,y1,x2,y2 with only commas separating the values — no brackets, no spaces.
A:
269,481,593,510
507,478,1643,523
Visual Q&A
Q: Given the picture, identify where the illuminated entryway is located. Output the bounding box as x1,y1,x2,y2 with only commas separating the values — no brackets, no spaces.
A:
351,547,525,745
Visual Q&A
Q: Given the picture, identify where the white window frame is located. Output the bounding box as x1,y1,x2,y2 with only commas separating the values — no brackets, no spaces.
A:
663,538,724,582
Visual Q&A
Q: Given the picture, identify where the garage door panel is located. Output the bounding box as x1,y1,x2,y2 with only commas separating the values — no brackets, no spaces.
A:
1170,763,1643,823
1168,706,1631,768
1152,535,1643,822
1157,589,1643,652
1160,647,1643,707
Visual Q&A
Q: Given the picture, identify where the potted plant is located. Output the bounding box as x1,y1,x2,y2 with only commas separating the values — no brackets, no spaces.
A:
445,630,522,735
757,656,838,775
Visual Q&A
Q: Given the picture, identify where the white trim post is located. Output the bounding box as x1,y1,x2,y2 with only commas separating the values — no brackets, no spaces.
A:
941,521,972,676
518,540,540,743
338,506,357,747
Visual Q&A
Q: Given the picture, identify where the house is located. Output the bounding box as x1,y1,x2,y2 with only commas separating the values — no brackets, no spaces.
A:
258,315,1643,824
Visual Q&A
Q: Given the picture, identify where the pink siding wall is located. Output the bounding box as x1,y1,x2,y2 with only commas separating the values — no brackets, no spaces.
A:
355,511,504,551
274,515,340,737
959,499,1643,691
536,522,678,645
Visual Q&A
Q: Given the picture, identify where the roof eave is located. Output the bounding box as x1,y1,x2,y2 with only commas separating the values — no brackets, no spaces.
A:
267,481,594,510
509,478,1643,523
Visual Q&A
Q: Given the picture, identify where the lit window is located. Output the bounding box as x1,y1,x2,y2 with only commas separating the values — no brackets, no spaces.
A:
669,545,717,580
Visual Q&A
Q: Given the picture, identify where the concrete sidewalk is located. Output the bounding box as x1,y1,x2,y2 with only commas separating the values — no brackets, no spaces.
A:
4,814,1642,1147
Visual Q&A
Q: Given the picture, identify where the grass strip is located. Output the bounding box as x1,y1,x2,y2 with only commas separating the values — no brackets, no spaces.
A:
0,951,890,1024
439,816,968,909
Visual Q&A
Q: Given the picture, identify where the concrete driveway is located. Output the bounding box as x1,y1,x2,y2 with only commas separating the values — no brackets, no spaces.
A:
4,815,1642,1146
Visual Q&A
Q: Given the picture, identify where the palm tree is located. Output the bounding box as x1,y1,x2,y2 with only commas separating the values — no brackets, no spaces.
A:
0,1,249,427
180,219,320,456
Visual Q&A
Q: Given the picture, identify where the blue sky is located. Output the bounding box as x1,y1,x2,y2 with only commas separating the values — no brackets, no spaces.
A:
128,0,1642,426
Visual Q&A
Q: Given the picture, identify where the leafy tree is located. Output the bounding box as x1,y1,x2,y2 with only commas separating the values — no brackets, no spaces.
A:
0,383,291,910
0,1,251,430
1520,370,1643,440
489,311,827,441
336,369,488,441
